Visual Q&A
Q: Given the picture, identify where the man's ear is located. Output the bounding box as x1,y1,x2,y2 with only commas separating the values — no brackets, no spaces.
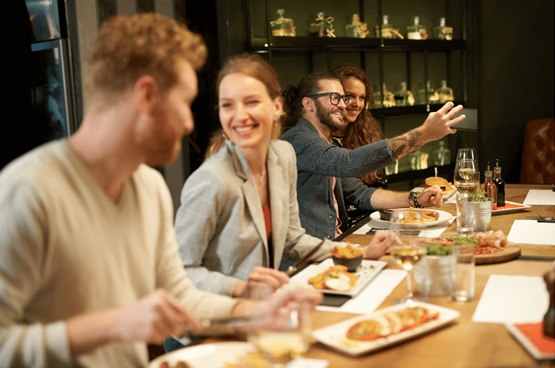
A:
134,75,159,115
302,97,313,111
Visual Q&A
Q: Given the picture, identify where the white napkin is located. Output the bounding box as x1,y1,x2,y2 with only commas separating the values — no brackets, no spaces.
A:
472,275,549,324
316,269,406,314
508,220,555,246
287,358,329,368
523,189,555,205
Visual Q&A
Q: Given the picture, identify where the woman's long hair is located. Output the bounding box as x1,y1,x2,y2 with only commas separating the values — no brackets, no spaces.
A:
332,65,385,185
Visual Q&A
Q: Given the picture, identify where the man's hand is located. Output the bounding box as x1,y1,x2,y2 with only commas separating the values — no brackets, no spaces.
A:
233,286,323,332
420,102,464,143
362,230,402,260
233,267,290,297
417,185,443,207
66,289,203,357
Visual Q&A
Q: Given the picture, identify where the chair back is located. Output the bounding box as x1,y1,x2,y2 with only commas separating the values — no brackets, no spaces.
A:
520,118,555,184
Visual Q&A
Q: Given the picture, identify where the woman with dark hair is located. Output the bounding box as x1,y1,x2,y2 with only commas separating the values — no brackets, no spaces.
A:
331,65,386,187
174,54,395,299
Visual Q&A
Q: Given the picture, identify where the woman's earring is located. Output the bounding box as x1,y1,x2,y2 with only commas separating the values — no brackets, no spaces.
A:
222,131,228,140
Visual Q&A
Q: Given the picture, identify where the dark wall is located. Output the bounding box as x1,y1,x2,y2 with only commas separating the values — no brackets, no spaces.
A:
478,0,554,183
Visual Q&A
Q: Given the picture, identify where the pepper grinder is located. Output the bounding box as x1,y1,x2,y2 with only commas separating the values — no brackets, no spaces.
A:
544,265,555,338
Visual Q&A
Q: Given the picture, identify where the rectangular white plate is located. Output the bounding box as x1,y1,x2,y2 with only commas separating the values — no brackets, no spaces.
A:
311,301,460,357
505,323,555,360
492,201,531,215
289,258,386,296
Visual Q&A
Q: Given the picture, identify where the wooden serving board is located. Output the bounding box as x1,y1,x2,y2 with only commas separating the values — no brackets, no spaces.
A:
475,245,521,265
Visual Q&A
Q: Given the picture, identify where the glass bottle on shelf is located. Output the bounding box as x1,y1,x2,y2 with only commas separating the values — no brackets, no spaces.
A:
394,82,408,106
433,140,451,166
270,9,296,37
407,16,428,40
345,14,368,38
310,12,330,37
493,159,506,207
481,162,498,209
417,81,439,105
433,17,453,40
409,149,424,170
374,15,403,39
437,80,454,103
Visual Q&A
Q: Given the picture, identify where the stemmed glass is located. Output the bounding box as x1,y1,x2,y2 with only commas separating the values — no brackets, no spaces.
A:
388,209,427,303
454,159,479,194
246,284,310,367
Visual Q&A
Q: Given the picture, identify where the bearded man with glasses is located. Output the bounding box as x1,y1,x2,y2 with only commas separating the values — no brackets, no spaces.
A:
279,71,465,249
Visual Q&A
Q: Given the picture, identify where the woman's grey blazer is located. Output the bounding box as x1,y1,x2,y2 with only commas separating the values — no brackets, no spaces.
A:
174,139,334,296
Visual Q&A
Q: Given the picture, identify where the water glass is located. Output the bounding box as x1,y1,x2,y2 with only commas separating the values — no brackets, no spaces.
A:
455,193,474,236
451,245,475,302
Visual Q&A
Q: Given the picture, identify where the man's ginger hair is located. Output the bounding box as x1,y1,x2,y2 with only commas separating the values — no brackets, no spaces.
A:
85,13,207,106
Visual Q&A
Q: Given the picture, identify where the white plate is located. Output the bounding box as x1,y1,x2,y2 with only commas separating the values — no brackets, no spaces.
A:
289,258,386,296
492,201,532,215
149,342,255,368
311,301,460,357
369,209,453,228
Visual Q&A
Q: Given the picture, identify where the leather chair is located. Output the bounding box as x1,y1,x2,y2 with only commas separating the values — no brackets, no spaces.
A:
520,118,555,184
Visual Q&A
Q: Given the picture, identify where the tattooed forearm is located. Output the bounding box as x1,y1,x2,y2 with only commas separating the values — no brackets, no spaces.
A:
387,129,424,161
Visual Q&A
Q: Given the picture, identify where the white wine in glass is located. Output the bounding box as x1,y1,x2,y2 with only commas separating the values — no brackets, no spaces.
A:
247,285,310,367
454,159,479,194
389,210,426,303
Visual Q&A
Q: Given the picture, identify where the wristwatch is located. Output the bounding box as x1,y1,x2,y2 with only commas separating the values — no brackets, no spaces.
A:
408,191,423,209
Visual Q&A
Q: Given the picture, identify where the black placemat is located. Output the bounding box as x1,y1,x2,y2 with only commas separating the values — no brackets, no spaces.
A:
320,294,351,307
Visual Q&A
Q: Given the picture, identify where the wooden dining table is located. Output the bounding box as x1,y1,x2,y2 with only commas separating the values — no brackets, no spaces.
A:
203,184,555,368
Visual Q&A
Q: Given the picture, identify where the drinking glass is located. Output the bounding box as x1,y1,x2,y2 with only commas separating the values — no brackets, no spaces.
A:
454,159,479,194
246,284,310,367
456,148,478,164
389,209,427,303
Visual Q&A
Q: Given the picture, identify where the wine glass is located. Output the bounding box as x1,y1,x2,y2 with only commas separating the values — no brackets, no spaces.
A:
388,209,427,303
246,284,310,367
456,148,478,164
454,159,479,194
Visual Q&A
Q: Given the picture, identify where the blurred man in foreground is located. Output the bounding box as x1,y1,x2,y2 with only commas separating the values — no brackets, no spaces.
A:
0,13,321,367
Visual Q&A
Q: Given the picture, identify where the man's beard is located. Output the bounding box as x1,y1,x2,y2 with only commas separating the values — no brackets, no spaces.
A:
315,98,346,131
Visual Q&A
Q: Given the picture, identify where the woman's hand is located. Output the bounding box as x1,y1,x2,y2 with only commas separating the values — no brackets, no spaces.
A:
233,266,290,297
417,185,443,207
362,230,402,260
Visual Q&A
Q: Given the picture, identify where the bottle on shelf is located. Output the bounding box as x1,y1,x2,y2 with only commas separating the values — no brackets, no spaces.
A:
394,82,408,106
433,17,453,40
409,149,428,170
374,15,403,39
407,16,428,40
481,162,498,209
311,12,334,37
432,140,451,166
493,159,506,207
372,83,395,108
437,80,454,103
417,81,440,105
345,14,368,38
270,9,296,37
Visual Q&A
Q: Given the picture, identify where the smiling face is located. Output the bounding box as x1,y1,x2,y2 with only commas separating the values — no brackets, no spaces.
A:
138,60,198,166
218,73,282,153
343,77,367,124
313,79,348,132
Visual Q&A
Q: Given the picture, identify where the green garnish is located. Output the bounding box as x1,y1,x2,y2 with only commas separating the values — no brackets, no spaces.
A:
426,243,453,256
469,189,488,202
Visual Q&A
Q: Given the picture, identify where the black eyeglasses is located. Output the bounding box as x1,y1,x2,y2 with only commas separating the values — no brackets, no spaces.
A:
306,92,349,106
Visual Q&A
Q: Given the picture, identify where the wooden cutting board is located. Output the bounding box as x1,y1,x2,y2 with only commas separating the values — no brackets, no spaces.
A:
475,245,521,265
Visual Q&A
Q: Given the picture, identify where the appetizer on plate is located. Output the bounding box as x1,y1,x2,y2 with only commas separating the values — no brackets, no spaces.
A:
346,306,439,342
414,230,509,255
308,265,359,291
395,208,440,223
